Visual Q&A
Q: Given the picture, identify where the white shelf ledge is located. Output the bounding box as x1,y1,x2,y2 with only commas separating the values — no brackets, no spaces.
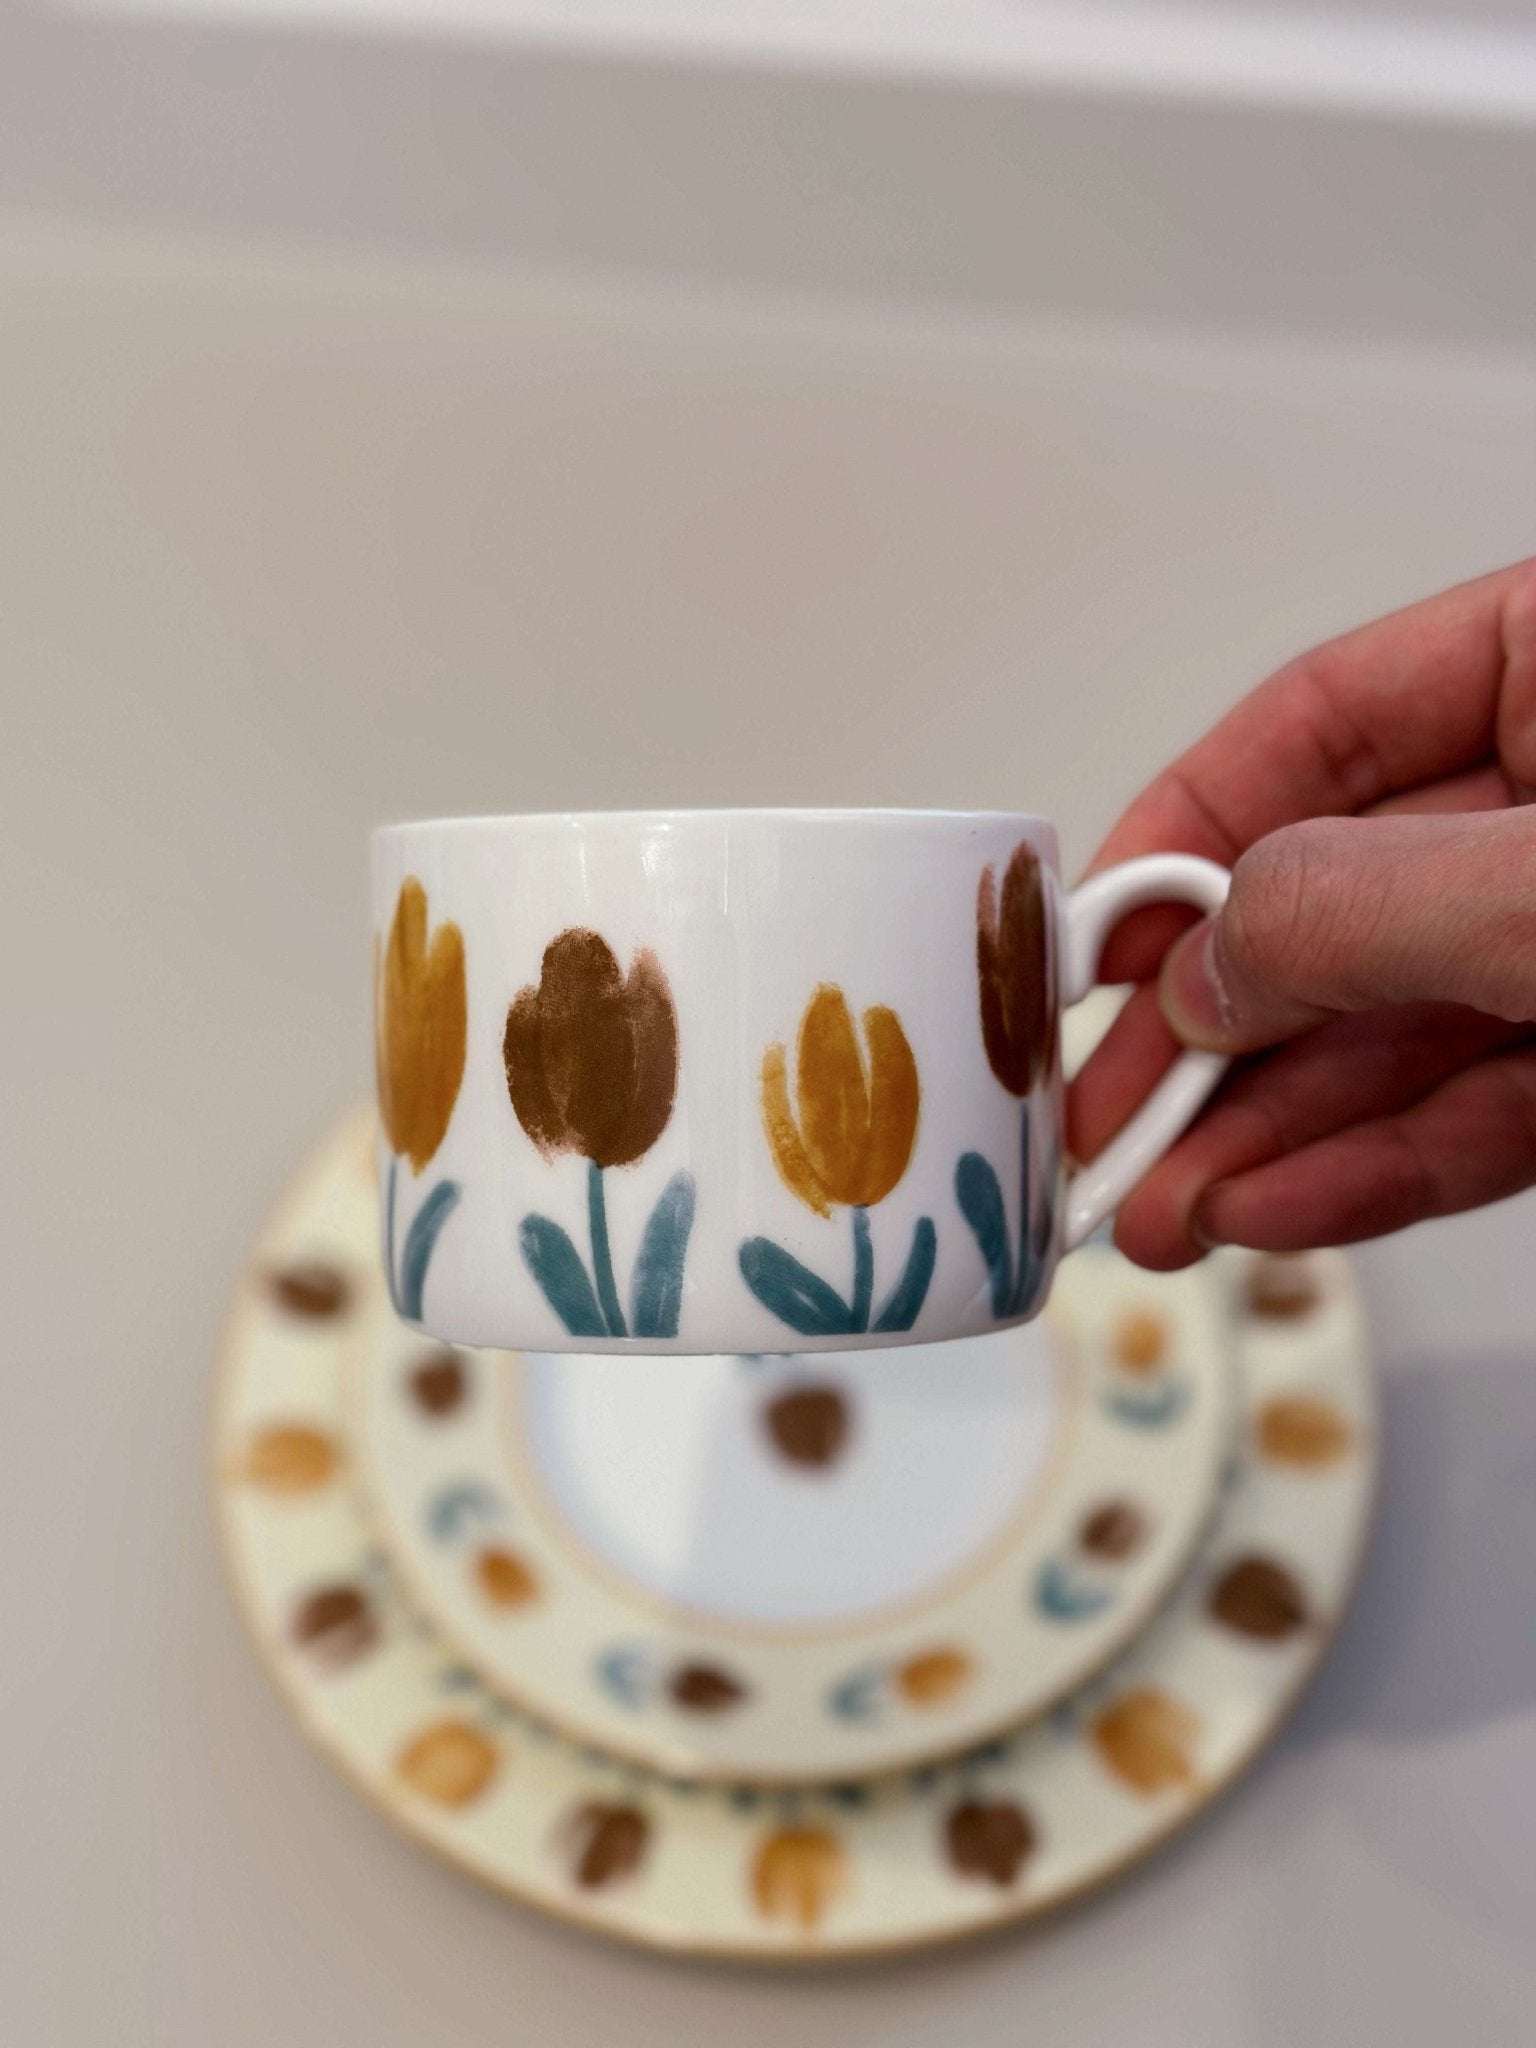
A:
70,0,1536,123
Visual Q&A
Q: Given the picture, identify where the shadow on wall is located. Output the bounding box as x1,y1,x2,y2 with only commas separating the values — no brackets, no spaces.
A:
1281,1351,1536,1756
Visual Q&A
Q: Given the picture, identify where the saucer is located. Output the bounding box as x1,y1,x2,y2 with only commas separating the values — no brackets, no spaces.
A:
217,1111,1375,1959
333,1110,1234,1781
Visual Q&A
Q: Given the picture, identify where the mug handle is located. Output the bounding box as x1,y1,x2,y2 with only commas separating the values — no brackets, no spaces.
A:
1060,853,1233,1251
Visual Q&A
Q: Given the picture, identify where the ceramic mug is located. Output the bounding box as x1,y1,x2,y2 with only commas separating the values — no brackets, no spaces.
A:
372,810,1228,1353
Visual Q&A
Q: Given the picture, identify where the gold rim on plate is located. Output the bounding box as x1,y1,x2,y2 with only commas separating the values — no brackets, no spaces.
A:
342,1167,1236,1782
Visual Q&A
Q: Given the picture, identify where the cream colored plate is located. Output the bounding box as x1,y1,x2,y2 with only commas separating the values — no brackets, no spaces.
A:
217,1110,1376,1958
340,1104,1232,1781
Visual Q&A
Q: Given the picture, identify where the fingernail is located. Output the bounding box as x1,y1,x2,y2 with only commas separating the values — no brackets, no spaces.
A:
1159,919,1234,1049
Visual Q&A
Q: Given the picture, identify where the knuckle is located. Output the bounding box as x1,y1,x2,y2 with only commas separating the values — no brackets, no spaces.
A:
1454,813,1536,1021
1225,822,1352,999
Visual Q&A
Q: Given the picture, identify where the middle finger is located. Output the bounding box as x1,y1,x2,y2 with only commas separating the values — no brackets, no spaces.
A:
1109,1001,1527,1269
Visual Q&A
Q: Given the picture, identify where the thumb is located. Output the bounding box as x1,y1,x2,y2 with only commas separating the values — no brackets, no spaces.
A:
1159,810,1536,1052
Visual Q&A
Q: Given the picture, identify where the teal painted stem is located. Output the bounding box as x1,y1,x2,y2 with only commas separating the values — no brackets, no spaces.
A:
588,1162,627,1339
1011,1098,1036,1316
850,1207,873,1333
399,1179,461,1321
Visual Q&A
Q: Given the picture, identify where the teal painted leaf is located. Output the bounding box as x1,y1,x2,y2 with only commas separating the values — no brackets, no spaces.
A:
738,1237,852,1337
955,1152,1012,1316
630,1172,697,1340
827,1665,884,1722
398,1179,461,1322
872,1215,938,1332
425,1479,502,1543
595,1644,655,1710
1105,1381,1191,1430
1035,1556,1113,1620
519,1214,607,1337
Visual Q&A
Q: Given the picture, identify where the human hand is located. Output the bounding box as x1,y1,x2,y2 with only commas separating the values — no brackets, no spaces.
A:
1072,559,1536,1268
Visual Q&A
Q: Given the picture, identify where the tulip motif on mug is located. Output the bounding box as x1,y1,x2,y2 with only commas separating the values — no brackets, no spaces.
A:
955,844,1059,1320
503,931,696,1340
376,877,467,1320
740,986,937,1338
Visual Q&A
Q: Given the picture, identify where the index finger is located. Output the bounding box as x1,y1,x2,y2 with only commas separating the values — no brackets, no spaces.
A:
1089,556,1536,981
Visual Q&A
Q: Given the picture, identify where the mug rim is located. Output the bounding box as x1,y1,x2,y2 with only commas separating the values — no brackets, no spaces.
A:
374,806,1055,840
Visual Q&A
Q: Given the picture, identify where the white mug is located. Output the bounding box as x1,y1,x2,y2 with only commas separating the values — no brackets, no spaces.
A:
372,810,1228,1353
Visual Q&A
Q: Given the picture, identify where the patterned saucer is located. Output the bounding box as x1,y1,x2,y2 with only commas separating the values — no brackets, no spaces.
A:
331,1108,1232,1781
217,1112,1375,1958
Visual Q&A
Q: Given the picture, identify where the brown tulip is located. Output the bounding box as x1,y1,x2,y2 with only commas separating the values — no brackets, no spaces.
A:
376,877,468,1172
762,986,920,1216
503,929,678,1169
751,1825,849,1934
976,843,1057,1096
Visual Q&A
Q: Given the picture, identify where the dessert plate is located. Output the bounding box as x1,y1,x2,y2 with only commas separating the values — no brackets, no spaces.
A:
217,1110,1375,1959
339,1109,1233,1780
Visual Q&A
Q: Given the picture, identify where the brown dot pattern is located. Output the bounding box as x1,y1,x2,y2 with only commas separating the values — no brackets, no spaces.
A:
945,1799,1035,1887
241,1424,340,1495
894,1648,973,1708
474,1546,539,1610
1113,1310,1168,1374
763,1384,851,1469
395,1720,499,1808
1256,1394,1353,1468
290,1584,378,1670
1080,1499,1150,1560
1245,1255,1321,1320
408,1350,468,1417
751,1826,849,1933
1209,1555,1310,1640
669,1664,747,1713
266,1260,352,1319
1091,1688,1201,1796
560,1802,650,1890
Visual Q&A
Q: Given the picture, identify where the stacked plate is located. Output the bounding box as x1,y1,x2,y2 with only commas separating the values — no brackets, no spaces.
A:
216,1106,1375,1960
